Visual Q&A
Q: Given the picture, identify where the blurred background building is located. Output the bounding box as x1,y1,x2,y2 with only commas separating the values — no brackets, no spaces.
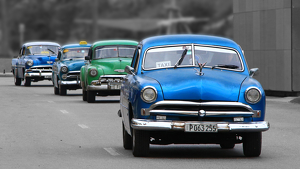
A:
233,0,299,95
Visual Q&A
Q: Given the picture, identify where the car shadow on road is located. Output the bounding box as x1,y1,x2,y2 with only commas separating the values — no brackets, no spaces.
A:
146,144,246,158
94,100,120,103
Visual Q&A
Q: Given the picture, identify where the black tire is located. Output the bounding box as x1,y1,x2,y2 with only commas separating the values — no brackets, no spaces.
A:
243,132,262,157
54,86,59,95
123,122,132,150
87,91,95,103
82,89,87,101
14,75,21,86
24,77,31,86
220,143,235,149
59,84,67,95
132,129,149,157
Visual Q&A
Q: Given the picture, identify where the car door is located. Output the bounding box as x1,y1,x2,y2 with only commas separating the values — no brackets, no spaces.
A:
16,46,25,79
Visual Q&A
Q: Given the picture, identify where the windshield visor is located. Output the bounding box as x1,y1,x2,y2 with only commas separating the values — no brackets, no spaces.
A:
144,46,192,69
25,45,59,55
94,46,135,59
62,48,89,60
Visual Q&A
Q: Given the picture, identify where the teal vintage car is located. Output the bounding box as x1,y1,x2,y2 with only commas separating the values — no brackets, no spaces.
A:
52,41,91,95
81,40,138,103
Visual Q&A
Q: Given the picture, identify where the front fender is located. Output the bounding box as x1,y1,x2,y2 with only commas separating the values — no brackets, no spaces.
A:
238,77,266,121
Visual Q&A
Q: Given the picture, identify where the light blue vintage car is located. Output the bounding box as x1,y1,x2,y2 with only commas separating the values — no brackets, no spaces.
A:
119,34,270,157
52,41,91,95
12,42,60,86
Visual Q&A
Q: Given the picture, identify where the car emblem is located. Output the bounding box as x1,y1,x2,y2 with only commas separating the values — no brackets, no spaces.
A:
194,61,206,76
199,110,206,117
114,69,125,73
47,61,53,64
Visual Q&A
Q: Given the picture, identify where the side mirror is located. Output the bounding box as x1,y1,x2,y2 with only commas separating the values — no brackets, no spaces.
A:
249,68,259,77
85,56,90,60
55,58,59,62
125,65,135,75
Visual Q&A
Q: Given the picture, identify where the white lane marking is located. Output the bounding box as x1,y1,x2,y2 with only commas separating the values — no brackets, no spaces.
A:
104,148,120,156
60,110,69,114
78,124,89,129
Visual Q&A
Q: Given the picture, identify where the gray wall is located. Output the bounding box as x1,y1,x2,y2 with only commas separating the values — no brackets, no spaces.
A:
233,0,300,92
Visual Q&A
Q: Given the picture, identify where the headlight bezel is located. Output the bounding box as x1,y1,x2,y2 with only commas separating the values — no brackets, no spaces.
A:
89,68,98,77
141,86,157,103
245,87,262,104
61,66,68,73
26,59,33,66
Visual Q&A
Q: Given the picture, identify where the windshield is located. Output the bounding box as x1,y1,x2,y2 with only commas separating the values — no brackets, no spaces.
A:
94,46,135,59
62,48,89,60
144,46,192,69
195,46,242,70
25,45,59,56
143,45,242,70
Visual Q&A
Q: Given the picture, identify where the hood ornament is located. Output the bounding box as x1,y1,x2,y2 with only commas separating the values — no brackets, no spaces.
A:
194,61,206,76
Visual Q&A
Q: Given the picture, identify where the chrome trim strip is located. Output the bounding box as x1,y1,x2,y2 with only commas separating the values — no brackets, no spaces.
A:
149,110,254,117
59,80,81,85
30,65,53,68
25,72,52,77
100,75,126,78
131,119,270,132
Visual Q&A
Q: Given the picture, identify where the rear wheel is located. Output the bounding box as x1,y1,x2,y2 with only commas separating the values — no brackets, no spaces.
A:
87,91,95,103
24,77,31,86
132,129,149,157
243,132,262,157
123,122,132,150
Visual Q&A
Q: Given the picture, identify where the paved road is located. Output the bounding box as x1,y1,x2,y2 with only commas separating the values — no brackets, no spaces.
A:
1,77,300,169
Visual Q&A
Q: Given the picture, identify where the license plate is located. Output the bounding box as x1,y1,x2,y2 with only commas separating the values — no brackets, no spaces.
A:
185,123,218,132
110,84,121,89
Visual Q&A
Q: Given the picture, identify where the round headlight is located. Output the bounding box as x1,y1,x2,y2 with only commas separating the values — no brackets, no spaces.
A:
141,86,157,103
61,66,68,73
26,59,33,66
245,87,262,104
89,68,98,77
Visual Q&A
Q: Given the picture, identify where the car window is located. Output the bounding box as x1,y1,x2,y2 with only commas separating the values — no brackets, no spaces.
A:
94,46,135,59
25,45,59,56
62,48,89,60
143,45,192,69
194,46,242,70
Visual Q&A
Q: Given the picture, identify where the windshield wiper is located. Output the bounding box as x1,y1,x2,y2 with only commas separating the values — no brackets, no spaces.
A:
211,64,239,69
47,49,57,55
174,49,188,69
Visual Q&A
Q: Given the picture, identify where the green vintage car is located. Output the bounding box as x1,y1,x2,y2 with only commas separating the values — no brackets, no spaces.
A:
81,40,138,103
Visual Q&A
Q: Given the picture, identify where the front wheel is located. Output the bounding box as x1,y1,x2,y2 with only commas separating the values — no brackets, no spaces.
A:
14,75,21,86
123,122,132,150
82,89,87,101
24,77,31,86
59,84,67,95
54,86,59,95
132,129,149,157
243,132,262,157
87,91,95,103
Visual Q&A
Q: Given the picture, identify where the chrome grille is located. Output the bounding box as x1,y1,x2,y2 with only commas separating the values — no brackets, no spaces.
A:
99,75,126,84
143,101,260,118
29,66,52,72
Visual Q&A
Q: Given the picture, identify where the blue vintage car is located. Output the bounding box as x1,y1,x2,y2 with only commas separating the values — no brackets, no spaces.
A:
52,41,91,95
12,42,60,86
119,34,270,157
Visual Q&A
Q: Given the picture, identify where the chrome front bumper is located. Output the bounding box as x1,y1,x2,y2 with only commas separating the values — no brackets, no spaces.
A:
131,119,270,132
25,72,52,78
59,80,81,85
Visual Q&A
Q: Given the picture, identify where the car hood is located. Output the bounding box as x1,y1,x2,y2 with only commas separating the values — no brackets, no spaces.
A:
61,60,85,71
92,58,132,75
144,68,247,101
26,55,56,65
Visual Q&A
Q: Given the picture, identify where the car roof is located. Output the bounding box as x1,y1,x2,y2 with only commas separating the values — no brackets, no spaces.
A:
61,43,92,49
23,41,60,47
91,40,138,49
140,34,240,50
